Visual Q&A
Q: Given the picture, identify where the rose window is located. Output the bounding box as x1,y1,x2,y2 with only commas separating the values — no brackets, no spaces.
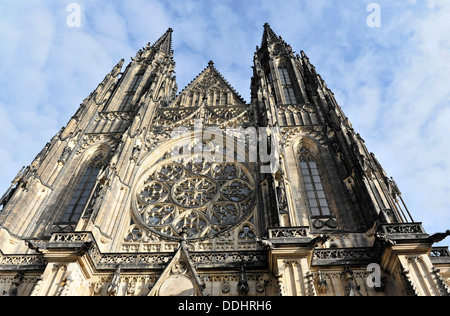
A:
172,176,218,208
132,157,255,240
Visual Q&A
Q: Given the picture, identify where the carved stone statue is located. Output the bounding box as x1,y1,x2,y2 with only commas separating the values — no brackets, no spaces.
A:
107,265,122,296
58,147,72,165
276,183,287,211
8,272,24,296
237,264,249,296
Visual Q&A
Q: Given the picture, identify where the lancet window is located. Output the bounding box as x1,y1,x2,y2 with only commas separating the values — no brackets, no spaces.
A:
58,155,104,225
299,147,331,217
118,71,145,111
278,67,297,105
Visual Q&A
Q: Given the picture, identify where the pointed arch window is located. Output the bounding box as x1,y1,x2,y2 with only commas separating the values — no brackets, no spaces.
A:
59,155,104,225
279,67,291,85
129,71,145,92
278,66,298,105
118,71,145,112
299,147,331,217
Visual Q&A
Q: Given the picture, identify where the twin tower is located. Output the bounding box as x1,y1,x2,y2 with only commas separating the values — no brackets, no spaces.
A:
0,24,448,296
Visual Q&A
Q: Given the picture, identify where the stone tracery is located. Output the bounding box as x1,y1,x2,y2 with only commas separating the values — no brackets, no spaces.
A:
133,156,255,240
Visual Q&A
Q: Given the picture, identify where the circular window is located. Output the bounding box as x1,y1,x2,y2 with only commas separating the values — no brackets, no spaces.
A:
132,156,255,241
172,176,218,208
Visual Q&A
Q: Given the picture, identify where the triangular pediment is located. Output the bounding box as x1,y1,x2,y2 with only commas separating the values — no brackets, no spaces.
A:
148,244,204,296
169,61,246,108
154,62,250,128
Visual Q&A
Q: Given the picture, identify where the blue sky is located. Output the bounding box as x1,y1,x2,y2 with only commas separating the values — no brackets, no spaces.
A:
0,0,449,243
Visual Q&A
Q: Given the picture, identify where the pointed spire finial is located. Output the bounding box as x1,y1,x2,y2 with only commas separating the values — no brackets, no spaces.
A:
261,22,278,47
151,28,174,55
208,60,214,67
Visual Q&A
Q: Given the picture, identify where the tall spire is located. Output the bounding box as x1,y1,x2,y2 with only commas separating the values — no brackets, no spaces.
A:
261,22,279,48
151,27,174,55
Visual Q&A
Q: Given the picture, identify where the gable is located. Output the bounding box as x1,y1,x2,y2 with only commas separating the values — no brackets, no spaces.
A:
148,244,205,296
154,62,250,128
169,61,246,108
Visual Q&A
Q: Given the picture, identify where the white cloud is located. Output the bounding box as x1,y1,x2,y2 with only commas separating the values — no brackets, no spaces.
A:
320,1,450,239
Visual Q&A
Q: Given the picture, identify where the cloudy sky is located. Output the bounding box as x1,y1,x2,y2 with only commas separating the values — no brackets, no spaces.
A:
0,0,449,244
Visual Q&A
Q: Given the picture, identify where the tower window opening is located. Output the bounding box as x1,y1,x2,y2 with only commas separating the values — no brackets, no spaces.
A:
279,67,291,85
118,72,145,111
129,72,145,92
299,147,331,217
278,67,298,105
58,156,104,225
118,92,134,112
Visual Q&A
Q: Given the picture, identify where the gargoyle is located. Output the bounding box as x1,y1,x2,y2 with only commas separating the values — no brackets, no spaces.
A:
25,240,48,255
427,230,450,245
308,235,330,249
255,237,275,250
375,232,396,246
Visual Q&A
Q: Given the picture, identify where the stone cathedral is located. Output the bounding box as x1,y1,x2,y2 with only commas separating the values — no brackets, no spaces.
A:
0,24,449,297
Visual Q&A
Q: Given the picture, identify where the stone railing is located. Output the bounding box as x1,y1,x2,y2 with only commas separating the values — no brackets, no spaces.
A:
93,252,174,270
190,251,267,269
268,227,310,239
312,248,378,266
381,223,426,235
0,251,47,271
47,232,267,271
380,223,430,242
429,247,450,265
430,247,450,258
49,232,93,244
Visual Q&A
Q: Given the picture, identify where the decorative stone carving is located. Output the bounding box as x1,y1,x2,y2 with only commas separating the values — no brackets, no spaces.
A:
172,260,188,275
107,265,122,296
58,146,73,165
7,272,24,296
375,232,396,246
315,271,328,294
381,223,426,235
255,237,274,250
57,273,74,296
312,248,377,266
343,266,363,297
132,156,255,241
221,280,231,293
313,218,338,229
268,227,309,239
237,264,249,296
30,277,44,296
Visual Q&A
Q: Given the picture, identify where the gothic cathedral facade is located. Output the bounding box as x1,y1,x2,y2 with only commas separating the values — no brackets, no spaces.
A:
0,24,449,296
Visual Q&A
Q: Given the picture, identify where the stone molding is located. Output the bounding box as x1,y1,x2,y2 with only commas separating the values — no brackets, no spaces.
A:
35,232,266,271
312,248,378,267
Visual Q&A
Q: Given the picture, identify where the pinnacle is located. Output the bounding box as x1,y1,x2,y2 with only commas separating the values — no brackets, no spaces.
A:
151,27,174,55
261,22,279,47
